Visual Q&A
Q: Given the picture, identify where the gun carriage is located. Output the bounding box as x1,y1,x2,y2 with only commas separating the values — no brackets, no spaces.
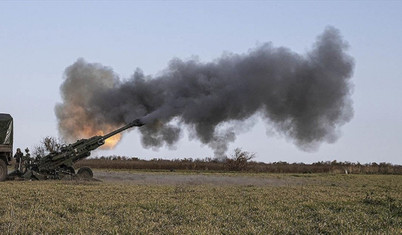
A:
15,119,143,180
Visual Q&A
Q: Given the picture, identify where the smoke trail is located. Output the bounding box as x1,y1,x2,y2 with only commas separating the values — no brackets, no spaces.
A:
55,26,354,156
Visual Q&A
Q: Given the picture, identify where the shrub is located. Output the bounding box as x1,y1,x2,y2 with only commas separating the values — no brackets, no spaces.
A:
225,148,255,171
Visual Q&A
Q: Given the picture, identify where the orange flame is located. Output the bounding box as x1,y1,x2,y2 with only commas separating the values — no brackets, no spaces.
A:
103,133,122,149
77,125,122,149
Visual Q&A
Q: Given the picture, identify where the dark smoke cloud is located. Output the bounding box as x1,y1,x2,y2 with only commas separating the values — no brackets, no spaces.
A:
55,27,354,156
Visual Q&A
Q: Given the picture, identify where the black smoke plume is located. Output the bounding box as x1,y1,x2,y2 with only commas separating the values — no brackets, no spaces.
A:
55,27,354,156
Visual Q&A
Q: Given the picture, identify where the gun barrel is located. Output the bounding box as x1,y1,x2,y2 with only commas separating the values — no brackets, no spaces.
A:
101,119,144,140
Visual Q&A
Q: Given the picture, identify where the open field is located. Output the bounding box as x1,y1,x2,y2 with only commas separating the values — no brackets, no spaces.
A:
0,171,401,234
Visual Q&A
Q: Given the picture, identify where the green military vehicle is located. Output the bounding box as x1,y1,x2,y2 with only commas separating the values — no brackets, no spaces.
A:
0,113,13,181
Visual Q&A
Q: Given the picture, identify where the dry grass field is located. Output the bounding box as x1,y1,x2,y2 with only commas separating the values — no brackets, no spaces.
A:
0,172,401,234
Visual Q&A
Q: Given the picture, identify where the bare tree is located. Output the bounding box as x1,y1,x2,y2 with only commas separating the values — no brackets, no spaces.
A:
33,136,65,159
225,148,255,171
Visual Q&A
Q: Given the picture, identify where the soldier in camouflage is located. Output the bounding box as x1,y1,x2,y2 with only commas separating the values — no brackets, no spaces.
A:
22,148,32,172
14,148,23,171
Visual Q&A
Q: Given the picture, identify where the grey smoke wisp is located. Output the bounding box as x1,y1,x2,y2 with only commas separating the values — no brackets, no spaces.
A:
55,27,354,156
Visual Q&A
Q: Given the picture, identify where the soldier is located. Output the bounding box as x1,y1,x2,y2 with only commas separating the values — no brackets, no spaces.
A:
22,148,32,172
14,148,23,171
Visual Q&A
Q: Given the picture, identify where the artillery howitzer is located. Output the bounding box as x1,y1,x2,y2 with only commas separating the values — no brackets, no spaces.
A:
15,119,144,180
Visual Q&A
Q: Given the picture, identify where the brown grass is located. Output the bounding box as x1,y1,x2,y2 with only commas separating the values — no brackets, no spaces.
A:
1,174,401,234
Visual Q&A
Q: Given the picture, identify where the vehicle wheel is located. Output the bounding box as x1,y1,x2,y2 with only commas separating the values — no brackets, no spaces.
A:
0,160,8,181
77,167,93,179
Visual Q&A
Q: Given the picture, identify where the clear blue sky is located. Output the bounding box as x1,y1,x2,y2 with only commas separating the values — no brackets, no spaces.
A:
1,1,401,164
